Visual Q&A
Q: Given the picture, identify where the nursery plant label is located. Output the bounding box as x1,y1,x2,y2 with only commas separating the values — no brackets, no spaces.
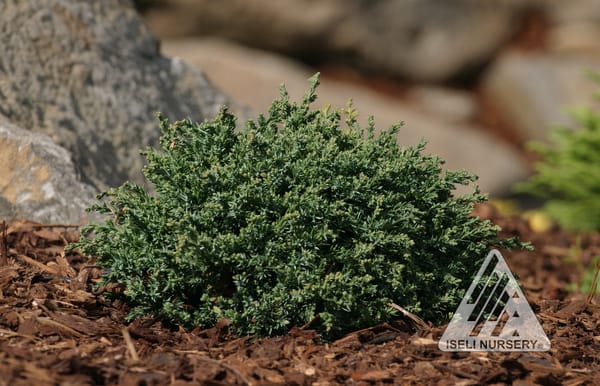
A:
439,249,551,352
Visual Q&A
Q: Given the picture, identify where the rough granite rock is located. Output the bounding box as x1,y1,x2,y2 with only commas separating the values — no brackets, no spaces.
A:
143,0,534,82
0,0,240,191
0,120,96,224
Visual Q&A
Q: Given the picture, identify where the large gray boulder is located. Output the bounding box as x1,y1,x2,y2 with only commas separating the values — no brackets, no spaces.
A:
0,0,239,191
0,120,96,224
143,0,534,82
482,52,600,141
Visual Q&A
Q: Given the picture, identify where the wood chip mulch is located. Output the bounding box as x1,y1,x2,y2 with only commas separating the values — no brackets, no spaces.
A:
0,206,599,385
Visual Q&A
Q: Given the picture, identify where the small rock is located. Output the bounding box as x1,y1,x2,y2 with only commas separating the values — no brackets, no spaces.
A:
482,51,600,141
408,86,479,123
548,22,600,54
304,367,316,377
543,0,600,55
0,121,96,224
546,0,600,24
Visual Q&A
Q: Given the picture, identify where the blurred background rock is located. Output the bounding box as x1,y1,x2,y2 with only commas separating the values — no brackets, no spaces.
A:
1,0,599,223
136,0,600,199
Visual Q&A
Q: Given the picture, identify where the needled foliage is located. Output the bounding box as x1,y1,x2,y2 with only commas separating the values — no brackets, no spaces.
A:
517,77,600,231
71,74,526,339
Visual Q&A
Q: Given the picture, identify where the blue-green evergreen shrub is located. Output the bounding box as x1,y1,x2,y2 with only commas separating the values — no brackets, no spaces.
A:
71,75,526,339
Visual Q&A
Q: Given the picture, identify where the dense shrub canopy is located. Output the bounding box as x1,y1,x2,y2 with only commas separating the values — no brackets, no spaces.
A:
72,74,525,339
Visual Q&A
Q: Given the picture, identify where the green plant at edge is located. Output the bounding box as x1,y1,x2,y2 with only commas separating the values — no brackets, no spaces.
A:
516,73,600,231
563,236,600,298
516,72,600,301
69,74,528,340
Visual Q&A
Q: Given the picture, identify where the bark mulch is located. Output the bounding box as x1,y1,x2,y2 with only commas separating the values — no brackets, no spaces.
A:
0,205,599,385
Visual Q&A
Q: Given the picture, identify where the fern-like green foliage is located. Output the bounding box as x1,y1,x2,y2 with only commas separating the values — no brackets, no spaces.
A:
71,74,526,339
516,82,600,231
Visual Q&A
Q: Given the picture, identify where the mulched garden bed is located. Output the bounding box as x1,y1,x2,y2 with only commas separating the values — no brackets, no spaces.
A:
0,204,598,385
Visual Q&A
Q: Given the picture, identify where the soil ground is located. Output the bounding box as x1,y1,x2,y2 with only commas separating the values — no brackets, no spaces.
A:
0,204,598,385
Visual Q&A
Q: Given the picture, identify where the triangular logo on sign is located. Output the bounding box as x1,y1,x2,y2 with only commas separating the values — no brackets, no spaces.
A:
439,249,551,352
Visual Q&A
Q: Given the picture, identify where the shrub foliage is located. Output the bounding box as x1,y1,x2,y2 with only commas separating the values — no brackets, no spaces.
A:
517,79,600,231
72,75,525,339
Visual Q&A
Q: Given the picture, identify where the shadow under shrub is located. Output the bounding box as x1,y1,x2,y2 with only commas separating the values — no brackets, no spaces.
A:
71,74,526,339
